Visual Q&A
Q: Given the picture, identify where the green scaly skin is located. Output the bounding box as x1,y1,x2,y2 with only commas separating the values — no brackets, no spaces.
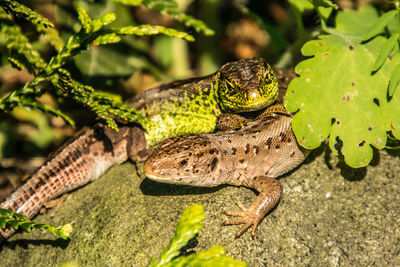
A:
128,57,278,146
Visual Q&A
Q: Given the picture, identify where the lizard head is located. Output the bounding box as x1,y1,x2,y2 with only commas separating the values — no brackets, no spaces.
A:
144,135,222,187
216,57,278,113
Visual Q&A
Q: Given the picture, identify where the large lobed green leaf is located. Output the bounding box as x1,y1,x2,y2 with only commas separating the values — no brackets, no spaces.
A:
285,7,400,168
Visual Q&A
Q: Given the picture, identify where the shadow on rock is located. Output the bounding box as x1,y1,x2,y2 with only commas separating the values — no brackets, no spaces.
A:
0,237,70,252
140,178,225,196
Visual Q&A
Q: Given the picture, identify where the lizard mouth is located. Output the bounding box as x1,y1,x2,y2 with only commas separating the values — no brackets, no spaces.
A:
143,158,178,181
236,98,274,113
246,99,274,111
143,159,160,178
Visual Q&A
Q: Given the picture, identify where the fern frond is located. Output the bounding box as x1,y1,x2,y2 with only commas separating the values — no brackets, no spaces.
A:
113,0,214,35
0,0,64,50
143,0,214,35
116,25,194,41
0,8,46,73
0,208,72,240
52,68,147,130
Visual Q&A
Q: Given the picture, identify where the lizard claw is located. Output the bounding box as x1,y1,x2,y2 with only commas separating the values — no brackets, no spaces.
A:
222,202,263,238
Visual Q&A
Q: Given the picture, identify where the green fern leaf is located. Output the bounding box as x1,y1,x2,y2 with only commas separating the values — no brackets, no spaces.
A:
1,0,64,50
0,9,46,72
153,204,204,266
149,205,246,267
141,0,214,35
116,25,194,41
0,208,72,240
167,246,247,267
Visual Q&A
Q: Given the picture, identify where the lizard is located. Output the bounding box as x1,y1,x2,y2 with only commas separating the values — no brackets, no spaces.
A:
0,57,279,240
143,83,310,238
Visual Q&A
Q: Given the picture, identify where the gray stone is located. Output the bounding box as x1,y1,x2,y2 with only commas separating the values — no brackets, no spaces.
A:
0,147,399,266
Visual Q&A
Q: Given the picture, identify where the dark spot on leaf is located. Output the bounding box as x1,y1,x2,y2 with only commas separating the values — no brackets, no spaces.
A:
388,55,392,61
336,120,340,125
210,158,218,171
349,45,354,50
342,93,350,101
323,52,329,57
368,126,373,131
318,42,323,47
351,81,355,86
358,140,366,147
373,98,380,106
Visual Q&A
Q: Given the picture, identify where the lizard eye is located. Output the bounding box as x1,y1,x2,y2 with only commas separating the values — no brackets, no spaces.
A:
179,159,188,166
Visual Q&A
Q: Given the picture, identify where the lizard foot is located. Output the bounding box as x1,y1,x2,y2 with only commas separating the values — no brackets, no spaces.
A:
222,177,283,238
222,201,263,238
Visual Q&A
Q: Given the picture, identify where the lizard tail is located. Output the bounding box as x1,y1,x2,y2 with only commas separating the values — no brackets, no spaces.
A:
0,125,130,240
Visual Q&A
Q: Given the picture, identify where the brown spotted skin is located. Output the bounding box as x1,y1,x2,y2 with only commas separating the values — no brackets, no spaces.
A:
144,107,309,238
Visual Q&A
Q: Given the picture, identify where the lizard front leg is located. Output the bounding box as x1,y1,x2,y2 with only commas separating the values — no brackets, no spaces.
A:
222,176,283,238
216,103,291,131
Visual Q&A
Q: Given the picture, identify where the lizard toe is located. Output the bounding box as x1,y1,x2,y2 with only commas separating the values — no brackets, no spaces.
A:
222,207,263,238
235,201,247,212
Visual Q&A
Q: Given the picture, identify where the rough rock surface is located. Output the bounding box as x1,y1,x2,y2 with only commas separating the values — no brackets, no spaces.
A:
0,147,399,266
